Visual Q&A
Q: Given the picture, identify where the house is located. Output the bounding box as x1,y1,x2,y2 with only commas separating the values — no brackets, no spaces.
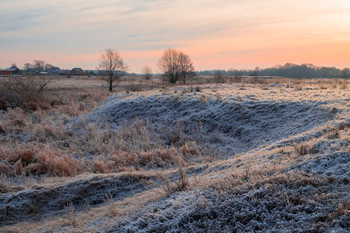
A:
46,66,61,75
0,66,22,76
70,68,85,76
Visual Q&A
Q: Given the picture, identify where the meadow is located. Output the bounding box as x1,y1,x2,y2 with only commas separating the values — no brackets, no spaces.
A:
0,75,349,232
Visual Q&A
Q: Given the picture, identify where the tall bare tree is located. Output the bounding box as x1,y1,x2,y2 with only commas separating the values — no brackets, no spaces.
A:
98,49,128,92
157,49,178,84
33,60,45,71
157,48,195,84
178,52,195,84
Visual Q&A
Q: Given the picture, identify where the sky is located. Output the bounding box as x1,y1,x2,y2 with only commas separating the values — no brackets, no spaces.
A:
0,0,350,73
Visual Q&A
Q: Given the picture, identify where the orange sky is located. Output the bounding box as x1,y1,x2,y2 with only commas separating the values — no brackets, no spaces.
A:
0,0,349,72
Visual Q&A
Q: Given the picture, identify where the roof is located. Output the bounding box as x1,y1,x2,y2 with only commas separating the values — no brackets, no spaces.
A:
71,68,84,71
71,67,85,75
0,67,20,71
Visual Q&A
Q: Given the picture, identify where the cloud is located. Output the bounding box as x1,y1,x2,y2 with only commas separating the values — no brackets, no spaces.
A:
0,7,51,32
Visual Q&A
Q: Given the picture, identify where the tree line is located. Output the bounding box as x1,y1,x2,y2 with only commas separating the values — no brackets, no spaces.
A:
197,63,350,79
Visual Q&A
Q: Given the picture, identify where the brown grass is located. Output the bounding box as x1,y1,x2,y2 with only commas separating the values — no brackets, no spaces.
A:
1,76,350,232
331,201,350,218
0,76,347,180
293,143,310,156
156,160,189,195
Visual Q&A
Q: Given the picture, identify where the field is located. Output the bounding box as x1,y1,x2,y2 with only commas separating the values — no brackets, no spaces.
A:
1,76,350,232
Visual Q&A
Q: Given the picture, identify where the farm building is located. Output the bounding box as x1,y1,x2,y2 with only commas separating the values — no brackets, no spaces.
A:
0,66,22,76
70,68,85,76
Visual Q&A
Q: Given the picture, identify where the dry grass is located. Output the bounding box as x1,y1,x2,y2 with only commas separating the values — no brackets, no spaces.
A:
0,103,197,177
0,78,112,177
103,192,120,217
156,160,189,195
0,76,347,179
200,94,207,103
1,76,350,232
293,143,310,156
331,201,350,218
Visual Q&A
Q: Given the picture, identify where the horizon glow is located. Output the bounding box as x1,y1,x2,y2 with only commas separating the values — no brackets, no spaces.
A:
0,0,350,73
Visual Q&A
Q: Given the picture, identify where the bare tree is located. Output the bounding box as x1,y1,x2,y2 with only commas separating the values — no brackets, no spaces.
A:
158,49,179,84
33,60,45,71
98,48,128,92
178,52,195,84
157,49,195,84
142,65,153,82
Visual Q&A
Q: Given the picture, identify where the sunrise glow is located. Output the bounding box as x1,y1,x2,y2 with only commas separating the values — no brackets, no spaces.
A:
1,0,350,72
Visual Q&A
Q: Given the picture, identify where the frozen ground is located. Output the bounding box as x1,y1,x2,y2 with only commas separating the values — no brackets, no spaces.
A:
86,93,334,157
1,80,350,232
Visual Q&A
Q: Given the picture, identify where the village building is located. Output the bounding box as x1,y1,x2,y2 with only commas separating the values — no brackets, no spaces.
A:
70,68,86,76
0,66,22,76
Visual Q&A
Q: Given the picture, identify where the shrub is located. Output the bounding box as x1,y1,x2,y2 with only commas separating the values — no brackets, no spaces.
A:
0,144,81,177
27,149,79,176
180,141,199,156
110,147,180,169
93,160,110,173
0,76,51,111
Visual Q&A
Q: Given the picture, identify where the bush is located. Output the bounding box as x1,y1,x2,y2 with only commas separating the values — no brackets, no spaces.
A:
0,144,80,177
0,76,51,110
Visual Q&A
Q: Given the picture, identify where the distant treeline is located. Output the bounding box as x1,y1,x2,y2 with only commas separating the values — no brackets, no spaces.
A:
197,63,350,79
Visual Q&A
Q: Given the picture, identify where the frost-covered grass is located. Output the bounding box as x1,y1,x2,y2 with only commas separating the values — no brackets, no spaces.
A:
1,77,350,232
101,171,349,232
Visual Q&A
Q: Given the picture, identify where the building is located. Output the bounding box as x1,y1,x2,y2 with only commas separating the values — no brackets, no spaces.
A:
70,68,85,76
46,66,61,75
0,66,22,76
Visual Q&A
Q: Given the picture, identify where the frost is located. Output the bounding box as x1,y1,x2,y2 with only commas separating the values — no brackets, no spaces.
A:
86,94,333,156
